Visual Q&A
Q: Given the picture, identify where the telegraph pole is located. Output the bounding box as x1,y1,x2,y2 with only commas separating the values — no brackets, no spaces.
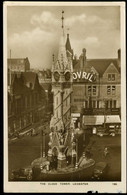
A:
75,138,78,169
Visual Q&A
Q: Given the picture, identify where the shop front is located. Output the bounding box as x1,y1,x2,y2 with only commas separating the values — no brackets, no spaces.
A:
105,115,121,132
71,113,81,128
82,115,104,134
82,115,121,134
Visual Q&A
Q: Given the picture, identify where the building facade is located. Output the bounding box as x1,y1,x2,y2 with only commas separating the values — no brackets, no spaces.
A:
37,69,53,116
8,57,30,72
8,71,46,136
71,48,121,129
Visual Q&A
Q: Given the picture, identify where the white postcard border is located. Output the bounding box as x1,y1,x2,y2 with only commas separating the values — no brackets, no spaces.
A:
3,1,126,193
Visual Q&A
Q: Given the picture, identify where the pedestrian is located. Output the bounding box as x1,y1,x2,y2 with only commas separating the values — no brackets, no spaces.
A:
104,147,109,158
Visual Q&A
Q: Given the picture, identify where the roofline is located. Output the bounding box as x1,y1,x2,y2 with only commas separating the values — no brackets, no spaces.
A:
73,58,118,64
7,58,28,60
86,58,118,61
103,62,120,74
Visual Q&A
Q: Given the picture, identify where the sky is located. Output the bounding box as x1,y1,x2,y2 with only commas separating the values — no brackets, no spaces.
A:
7,5,120,70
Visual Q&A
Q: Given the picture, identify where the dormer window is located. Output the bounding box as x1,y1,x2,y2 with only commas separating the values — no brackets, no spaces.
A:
108,74,115,81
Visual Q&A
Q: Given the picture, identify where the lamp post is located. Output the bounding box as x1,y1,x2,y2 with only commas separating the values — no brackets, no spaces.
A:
103,98,106,129
75,137,78,169
45,90,48,113
43,129,46,158
71,126,76,167
40,129,43,159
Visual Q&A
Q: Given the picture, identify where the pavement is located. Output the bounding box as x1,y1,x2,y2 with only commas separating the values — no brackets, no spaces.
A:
8,126,50,171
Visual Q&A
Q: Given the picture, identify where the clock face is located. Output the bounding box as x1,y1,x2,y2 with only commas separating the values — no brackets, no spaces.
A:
65,72,70,81
54,71,60,81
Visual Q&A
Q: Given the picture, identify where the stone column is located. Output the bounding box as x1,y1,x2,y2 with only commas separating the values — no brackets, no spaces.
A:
57,145,67,169
61,91,64,121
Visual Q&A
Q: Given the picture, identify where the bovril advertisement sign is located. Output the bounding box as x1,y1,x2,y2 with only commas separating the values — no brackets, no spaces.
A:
73,71,95,82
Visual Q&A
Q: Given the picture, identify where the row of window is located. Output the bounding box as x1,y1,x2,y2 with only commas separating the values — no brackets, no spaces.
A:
84,100,117,109
73,100,117,109
105,100,117,109
84,100,100,109
10,65,24,70
87,85,116,96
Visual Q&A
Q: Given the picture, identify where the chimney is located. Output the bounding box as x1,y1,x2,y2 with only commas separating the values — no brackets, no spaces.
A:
82,48,86,58
117,49,121,69
118,49,121,60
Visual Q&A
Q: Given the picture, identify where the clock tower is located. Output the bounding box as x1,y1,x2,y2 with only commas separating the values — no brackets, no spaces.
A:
48,11,75,169
51,12,73,130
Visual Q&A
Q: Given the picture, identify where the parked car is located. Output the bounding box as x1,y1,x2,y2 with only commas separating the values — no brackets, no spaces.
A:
97,131,109,137
109,129,116,137
31,128,38,136
116,128,121,135
9,166,33,181
92,162,108,180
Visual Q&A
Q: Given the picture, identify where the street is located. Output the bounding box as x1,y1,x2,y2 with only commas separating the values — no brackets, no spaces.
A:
8,128,50,171
8,126,121,181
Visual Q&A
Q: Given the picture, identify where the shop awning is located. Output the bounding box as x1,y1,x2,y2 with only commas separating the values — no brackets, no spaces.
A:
71,113,80,117
82,115,104,125
105,115,121,123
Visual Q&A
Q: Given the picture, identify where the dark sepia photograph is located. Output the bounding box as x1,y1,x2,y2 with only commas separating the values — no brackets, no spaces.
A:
4,1,126,193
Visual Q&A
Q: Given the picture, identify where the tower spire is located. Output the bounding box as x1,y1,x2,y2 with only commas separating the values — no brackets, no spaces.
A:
61,10,64,36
